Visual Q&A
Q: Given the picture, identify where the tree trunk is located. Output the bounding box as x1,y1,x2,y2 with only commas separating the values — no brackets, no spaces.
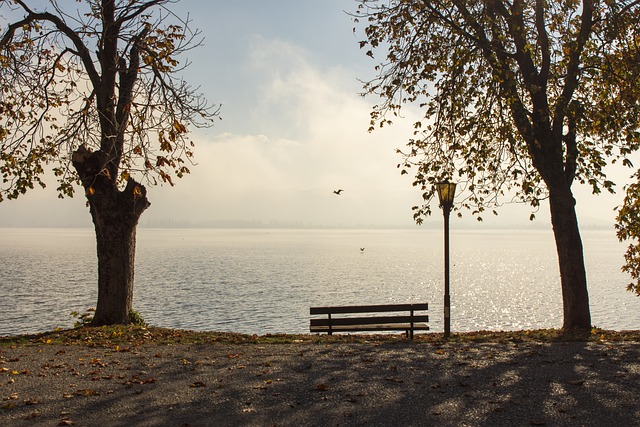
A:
548,183,592,330
91,209,138,325
72,146,150,326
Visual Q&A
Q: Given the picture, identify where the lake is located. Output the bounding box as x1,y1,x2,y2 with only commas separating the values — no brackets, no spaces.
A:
1,227,639,336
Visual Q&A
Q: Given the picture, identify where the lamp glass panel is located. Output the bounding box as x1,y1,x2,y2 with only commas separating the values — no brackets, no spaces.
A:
436,182,456,205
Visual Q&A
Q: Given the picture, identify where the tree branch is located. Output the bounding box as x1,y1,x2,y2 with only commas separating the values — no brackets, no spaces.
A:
6,0,101,91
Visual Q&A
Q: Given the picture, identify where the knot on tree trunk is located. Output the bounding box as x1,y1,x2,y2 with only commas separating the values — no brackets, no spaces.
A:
71,144,109,189
122,177,151,218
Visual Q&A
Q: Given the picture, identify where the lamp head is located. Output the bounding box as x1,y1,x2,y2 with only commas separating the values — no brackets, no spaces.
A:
436,181,457,210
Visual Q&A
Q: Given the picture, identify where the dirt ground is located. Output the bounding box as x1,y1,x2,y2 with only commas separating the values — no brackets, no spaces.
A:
1,337,639,426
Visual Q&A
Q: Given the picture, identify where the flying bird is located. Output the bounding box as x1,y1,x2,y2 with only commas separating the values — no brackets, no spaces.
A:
360,248,365,252
333,189,344,195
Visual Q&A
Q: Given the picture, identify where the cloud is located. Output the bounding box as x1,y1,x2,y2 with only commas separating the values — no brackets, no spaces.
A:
143,37,422,227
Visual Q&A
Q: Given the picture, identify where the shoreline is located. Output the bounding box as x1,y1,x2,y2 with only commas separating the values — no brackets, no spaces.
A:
3,326,640,347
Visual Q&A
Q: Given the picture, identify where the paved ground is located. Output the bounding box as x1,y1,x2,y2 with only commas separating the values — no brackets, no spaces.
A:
1,339,639,426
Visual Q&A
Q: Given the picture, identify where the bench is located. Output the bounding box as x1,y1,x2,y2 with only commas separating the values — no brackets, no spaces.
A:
309,303,429,339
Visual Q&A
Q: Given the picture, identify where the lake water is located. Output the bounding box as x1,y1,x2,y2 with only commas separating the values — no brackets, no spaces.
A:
1,227,639,336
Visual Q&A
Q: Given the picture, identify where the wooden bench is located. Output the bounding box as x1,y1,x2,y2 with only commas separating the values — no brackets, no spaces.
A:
309,303,429,339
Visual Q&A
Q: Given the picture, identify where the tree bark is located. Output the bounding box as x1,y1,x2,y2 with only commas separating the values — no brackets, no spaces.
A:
548,182,591,330
91,204,138,325
72,145,150,326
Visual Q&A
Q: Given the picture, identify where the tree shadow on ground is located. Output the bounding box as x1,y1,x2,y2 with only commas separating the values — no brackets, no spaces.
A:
1,338,639,426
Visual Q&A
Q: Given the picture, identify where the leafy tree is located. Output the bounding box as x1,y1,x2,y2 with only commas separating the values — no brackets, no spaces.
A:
612,7,640,296
0,0,219,325
354,0,640,330
617,175,640,296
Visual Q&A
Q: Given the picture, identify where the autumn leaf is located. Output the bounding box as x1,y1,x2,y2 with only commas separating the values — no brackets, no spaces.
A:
315,383,330,391
173,120,187,134
24,411,41,419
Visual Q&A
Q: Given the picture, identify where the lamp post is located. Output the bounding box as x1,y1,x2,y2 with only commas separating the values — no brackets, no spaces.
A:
436,181,456,338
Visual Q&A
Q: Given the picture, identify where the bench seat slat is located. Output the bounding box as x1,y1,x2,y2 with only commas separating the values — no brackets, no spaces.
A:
310,315,429,327
310,303,428,315
310,323,430,333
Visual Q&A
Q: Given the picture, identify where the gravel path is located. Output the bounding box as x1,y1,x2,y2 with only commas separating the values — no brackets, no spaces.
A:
1,340,639,426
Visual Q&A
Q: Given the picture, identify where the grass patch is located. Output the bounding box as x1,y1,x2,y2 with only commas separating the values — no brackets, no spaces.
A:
1,326,639,348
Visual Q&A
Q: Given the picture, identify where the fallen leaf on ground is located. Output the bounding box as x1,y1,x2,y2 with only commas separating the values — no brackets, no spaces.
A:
24,411,41,419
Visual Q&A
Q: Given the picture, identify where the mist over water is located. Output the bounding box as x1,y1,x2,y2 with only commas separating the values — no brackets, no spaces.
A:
1,228,638,336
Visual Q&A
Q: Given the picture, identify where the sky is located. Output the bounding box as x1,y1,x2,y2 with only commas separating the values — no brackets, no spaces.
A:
0,0,633,229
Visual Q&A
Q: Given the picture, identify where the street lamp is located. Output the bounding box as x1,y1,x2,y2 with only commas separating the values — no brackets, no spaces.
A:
436,181,456,338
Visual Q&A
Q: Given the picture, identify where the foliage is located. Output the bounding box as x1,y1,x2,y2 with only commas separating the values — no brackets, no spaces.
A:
71,307,145,327
0,0,219,202
71,308,96,328
612,6,640,296
616,172,640,296
128,308,147,326
353,0,640,223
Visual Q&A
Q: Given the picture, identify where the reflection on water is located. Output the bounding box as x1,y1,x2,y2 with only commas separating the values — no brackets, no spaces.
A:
1,228,638,336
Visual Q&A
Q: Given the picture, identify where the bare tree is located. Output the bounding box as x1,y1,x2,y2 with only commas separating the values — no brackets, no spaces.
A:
0,0,219,325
